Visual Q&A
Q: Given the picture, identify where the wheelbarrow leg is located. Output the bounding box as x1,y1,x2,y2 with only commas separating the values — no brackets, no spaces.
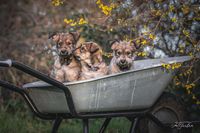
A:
51,117,62,133
99,118,111,133
83,119,89,133
129,118,139,133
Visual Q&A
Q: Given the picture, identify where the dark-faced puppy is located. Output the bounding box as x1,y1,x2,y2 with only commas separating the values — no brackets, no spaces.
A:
109,41,136,74
50,32,81,82
75,42,108,80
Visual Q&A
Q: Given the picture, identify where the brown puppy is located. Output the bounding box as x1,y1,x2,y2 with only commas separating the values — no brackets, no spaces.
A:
75,42,108,80
109,41,136,74
50,32,81,82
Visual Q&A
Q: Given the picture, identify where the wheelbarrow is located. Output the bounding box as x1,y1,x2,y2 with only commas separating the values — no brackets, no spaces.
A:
0,56,196,133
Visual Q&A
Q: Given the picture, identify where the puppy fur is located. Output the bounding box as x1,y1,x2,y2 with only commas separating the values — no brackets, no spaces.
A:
50,32,81,82
75,42,108,80
109,41,136,74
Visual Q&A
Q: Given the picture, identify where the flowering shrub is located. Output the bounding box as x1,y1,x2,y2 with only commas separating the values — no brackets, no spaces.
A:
96,0,116,16
50,0,200,116
64,18,88,26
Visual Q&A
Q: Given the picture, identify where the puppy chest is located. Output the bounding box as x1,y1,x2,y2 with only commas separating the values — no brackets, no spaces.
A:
63,66,80,75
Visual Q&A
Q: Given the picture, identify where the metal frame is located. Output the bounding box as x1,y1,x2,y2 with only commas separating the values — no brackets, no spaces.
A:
0,59,196,133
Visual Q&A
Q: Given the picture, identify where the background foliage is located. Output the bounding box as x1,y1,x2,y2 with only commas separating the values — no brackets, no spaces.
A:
0,0,199,132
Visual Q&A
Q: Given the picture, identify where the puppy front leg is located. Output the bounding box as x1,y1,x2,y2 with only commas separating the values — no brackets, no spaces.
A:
55,69,65,82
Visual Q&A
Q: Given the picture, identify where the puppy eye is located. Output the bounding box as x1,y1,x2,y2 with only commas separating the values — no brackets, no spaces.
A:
68,42,72,45
116,51,121,56
127,52,132,57
57,43,62,47
80,47,85,52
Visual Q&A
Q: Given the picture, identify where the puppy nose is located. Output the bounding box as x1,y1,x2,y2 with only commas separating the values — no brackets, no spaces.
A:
60,50,68,55
120,59,126,64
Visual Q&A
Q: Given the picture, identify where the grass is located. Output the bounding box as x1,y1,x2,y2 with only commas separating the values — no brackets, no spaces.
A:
0,106,131,133
0,101,199,133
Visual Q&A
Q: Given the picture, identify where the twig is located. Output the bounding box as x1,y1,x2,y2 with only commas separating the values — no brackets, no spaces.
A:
193,76,200,83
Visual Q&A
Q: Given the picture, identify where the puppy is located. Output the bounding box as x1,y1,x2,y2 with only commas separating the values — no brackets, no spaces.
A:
50,32,81,82
109,41,136,74
74,42,108,80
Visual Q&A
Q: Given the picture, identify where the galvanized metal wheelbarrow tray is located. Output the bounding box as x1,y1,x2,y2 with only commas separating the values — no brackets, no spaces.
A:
0,56,194,133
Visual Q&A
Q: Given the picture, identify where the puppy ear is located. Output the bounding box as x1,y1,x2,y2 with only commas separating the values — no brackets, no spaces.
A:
131,40,141,51
89,42,103,63
129,41,136,52
49,32,60,42
89,42,100,53
111,40,119,50
69,32,80,43
49,32,56,39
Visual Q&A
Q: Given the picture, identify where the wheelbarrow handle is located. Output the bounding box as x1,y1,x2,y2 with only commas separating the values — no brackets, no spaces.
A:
0,59,12,67
0,59,77,116
0,80,55,120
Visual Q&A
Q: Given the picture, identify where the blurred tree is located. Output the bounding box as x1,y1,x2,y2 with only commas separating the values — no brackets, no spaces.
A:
0,0,199,119
58,0,200,118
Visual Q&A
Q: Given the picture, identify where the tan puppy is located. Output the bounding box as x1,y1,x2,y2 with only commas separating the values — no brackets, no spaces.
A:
109,41,136,74
50,32,81,82
75,42,108,80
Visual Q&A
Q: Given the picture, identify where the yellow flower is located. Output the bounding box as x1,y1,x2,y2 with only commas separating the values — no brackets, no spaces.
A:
161,63,167,68
193,17,200,21
182,5,190,15
51,0,63,6
149,34,156,40
96,0,100,4
169,5,175,11
171,17,177,22
191,83,195,87
78,18,87,25
172,63,181,69
179,49,184,54
141,40,147,45
156,10,162,16
96,0,116,16
155,0,164,3
102,51,112,58
136,39,140,44
186,69,192,75
166,64,171,69
189,52,193,57
183,29,190,37
70,22,77,26
64,18,87,26
185,83,195,89
162,63,181,70
176,82,181,86
192,95,196,100
187,90,191,94
137,52,147,57
64,18,73,24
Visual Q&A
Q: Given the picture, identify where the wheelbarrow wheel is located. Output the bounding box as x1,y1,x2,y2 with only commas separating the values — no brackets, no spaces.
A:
138,92,191,133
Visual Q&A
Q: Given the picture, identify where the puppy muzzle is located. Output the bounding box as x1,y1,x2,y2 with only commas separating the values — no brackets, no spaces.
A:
117,60,131,71
119,59,127,65
59,50,69,56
